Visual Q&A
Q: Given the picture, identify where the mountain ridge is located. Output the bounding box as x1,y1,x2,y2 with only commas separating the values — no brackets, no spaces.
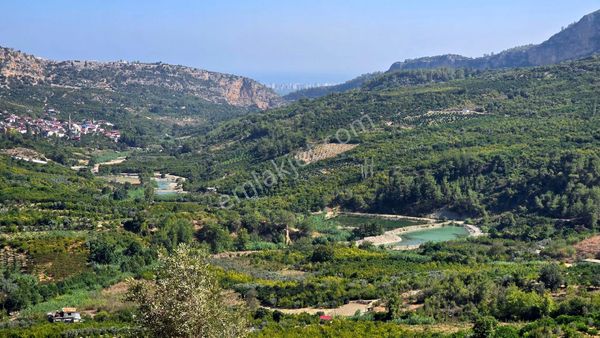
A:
389,9,600,71
283,9,600,101
0,46,283,110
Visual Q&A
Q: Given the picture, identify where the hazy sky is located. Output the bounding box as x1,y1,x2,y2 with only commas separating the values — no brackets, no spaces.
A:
0,0,598,84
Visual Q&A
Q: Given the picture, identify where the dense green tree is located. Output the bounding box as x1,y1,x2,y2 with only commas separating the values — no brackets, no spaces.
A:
88,234,121,265
0,273,41,314
539,264,565,292
497,286,554,321
196,223,233,253
235,228,250,251
153,217,194,252
123,214,147,234
311,245,334,263
351,222,384,240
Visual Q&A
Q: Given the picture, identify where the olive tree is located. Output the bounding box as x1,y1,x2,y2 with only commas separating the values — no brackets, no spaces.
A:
126,244,248,337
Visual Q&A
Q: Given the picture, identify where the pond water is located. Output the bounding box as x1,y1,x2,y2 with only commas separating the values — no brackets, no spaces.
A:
153,173,186,196
155,179,171,191
154,178,177,196
395,226,469,247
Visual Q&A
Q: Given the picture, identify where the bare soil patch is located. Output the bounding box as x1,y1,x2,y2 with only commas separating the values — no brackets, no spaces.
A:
267,299,384,317
1,147,48,163
103,173,141,185
295,143,358,164
92,156,127,173
102,281,129,296
574,235,600,259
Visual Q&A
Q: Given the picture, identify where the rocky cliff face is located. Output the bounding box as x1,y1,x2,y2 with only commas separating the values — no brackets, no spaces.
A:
0,48,47,81
525,9,600,66
389,9,600,71
0,47,282,110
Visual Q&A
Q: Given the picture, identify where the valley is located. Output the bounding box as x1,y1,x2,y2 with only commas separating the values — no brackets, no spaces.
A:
1,6,600,338
3,54,600,336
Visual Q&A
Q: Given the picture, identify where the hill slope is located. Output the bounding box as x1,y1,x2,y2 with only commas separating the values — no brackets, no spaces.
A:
107,57,600,230
283,10,600,102
283,72,380,101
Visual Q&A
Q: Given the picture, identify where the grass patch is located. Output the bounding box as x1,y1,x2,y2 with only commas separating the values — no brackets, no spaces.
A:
305,215,352,241
19,289,104,319
5,234,89,281
92,150,130,163
127,187,145,200
329,214,424,230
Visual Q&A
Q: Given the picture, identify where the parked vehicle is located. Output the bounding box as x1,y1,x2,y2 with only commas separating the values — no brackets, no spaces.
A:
47,308,82,323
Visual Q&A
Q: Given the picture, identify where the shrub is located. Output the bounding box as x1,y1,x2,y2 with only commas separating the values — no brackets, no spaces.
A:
472,315,498,338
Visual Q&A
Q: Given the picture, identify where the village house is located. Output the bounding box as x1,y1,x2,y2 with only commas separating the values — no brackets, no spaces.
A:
0,110,120,141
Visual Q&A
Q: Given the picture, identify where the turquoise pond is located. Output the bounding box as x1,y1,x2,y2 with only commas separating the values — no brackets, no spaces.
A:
394,226,469,247
153,178,178,195
155,179,171,190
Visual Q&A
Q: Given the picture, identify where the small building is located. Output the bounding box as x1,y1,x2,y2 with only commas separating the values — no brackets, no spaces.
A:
47,307,82,323
319,315,332,322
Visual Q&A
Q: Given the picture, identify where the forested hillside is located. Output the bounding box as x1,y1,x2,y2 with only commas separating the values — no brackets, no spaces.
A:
108,57,600,236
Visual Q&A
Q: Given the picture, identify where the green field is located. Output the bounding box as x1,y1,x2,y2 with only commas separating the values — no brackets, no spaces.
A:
92,150,130,163
329,214,425,230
